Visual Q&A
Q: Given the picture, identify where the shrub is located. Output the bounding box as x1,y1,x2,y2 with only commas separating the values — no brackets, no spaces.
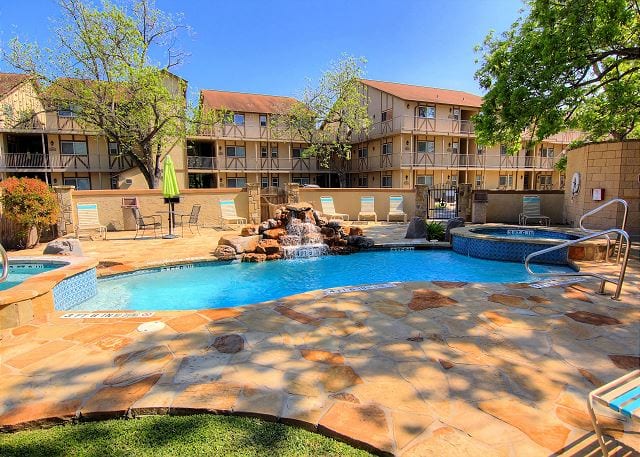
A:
425,220,445,241
0,177,59,248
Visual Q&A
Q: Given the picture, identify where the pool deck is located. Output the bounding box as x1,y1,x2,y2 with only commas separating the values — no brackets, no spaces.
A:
1,224,639,456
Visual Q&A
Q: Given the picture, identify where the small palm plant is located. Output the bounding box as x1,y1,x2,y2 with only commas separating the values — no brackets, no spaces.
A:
425,220,445,241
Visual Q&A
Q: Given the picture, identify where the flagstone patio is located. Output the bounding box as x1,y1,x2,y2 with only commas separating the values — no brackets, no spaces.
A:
1,225,639,455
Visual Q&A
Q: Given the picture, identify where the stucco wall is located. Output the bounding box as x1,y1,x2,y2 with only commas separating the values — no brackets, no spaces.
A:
564,141,639,240
484,190,565,224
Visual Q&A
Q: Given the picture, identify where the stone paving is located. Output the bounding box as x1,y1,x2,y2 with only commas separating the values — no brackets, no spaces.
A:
1,224,639,455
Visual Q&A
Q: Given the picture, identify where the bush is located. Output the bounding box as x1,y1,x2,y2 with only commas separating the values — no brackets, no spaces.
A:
0,177,59,248
425,220,445,241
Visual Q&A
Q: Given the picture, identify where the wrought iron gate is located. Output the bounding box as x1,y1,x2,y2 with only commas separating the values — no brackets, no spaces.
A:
427,185,459,220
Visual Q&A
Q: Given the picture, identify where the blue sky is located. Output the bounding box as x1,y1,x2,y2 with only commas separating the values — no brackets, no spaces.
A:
0,0,523,100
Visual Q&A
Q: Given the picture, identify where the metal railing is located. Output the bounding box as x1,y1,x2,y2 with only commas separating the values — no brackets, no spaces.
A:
579,198,629,264
0,243,8,283
524,228,631,300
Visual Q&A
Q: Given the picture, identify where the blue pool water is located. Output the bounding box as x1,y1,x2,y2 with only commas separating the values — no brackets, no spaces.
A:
0,263,63,291
470,228,579,240
73,250,572,311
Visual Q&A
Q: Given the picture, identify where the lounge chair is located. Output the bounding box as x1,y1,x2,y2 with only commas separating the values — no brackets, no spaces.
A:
587,369,640,456
519,195,550,226
178,204,201,237
320,196,349,221
387,195,408,222
75,203,107,240
219,199,247,229
132,207,162,239
358,196,377,222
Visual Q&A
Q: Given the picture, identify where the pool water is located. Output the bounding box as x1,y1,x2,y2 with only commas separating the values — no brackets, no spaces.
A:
470,228,579,240
0,263,63,291
73,250,573,311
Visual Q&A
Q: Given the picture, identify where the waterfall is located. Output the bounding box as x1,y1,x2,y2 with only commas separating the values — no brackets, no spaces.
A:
281,218,329,259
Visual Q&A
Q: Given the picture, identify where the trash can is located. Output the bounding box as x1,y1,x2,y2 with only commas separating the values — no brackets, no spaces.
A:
472,191,488,224
121,197,139,231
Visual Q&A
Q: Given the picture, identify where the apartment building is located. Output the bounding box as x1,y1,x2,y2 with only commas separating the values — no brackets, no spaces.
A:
186,90,333,189
346,79,578,190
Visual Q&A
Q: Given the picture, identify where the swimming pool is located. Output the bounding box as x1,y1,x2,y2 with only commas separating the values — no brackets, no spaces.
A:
70,250,573,312
0,262,65,291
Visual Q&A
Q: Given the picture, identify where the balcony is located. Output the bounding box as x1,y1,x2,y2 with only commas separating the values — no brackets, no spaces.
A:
191,122,305,142
185,155,327,173
0,153,134,172
187,156,216,169
354,115,476,141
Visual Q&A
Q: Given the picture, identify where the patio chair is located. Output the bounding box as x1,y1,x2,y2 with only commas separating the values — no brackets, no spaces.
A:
387,195,408,222
519,195,550,226
132,207,162,239
75,203,107,240
358,196,377,222
587,369,640,456
320,196,349,221
219,199,247,229
178,204,201,237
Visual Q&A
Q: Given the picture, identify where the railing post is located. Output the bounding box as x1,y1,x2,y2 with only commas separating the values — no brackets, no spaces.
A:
246,183,261,225
415,184,429,219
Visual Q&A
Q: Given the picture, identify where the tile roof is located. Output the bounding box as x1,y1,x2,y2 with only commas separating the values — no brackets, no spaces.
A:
360,79,483,108
201,89,297,114
0,73,31,99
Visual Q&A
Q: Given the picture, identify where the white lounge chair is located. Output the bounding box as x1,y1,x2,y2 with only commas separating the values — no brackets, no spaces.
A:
519,195,550,226
358,196,377,222
320,196,349,221
75,203,107,240
387,195,407,222
588,369,640,456
219,199,247,229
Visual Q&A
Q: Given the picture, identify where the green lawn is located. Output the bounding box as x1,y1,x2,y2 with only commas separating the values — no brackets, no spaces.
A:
0,414,373,457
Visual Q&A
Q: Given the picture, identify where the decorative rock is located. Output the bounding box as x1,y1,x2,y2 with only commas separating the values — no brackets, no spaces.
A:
213,245,236,261
346,236,374,249
565,311,621,326
258,221,270,233
212,334,244,353
255,239,280,255
218,235,260,254
608,354,640,369
321,227,336,238
408,289,457,310
405,217,427,239
348,226,364,236
266,218,279,229
43,238,83,256
241,253,267,262
444,217,465,242
329,245,356,255
266,254,282,261
262,228,287,240
240,225,259,236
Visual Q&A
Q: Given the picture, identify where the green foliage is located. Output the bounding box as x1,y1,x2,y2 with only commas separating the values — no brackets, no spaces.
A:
475,0,640,148
554,154,568,173
0,414,372,457
425,220,445,241
5,0,188,188
273,55,371,187
0,177,59,248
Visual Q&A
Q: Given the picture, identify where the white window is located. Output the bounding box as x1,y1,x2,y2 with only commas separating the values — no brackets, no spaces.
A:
358,147,368,158
358,175,368,187
382,142,393,155
417,140,435,153
58,104,80,118
451,108,460,120
260,177,269,188
226,146,246,157
475,175,483,188
292,176,310,185
271,146,278,158
450,142,459,153
259,114,267,127
271,176,280,187
226,177,246,188
450,175,458,186
382,175,392,188
538,175,553,186
500,144,508,155
540,147,554,158
233,113,245,125
61,140,88,155
108,142,119,155
418,106,436,119
292,147,303,158
260,146,268,158
381,109,392,122
63,177,90,190
415,175,434,186
499,174,513,188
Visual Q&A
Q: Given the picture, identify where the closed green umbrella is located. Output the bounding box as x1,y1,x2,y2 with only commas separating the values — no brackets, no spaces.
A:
162,155,180,238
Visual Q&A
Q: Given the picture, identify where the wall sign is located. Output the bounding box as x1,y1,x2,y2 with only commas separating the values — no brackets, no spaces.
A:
592,188,604,201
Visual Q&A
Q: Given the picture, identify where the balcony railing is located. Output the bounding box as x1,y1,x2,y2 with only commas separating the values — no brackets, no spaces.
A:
185,155,327,172
353,115,476,141
191,122,306,142
0,153,134,172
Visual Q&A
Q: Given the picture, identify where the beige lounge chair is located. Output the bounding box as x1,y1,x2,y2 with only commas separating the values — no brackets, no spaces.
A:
358,196,377,222
75,203,107,239
219,199,247,228
387,195,407,222
519,195,550,226
320,196,349,221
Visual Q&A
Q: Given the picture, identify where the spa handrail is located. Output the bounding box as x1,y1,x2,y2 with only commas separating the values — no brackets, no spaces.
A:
524,228,630,300
0,242,8,283
579,198,629,263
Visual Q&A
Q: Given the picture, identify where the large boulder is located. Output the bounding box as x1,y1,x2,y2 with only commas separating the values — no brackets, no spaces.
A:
213,245,236,261
405,217,427,239
240,225,260,236
241,253,267,262
347,236,374,249
43,238,83,256
218,234,260,254
347,226,364,236
262,228,287,240
445,217,465,242
255,239,280,255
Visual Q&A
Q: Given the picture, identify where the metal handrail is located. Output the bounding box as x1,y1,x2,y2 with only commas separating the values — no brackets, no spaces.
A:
0,243,8,283
524,228,630,300
579,198,629,263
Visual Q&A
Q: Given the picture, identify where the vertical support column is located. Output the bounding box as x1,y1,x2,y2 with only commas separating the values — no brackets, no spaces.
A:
458,183,473,222
285,182,300,205
246,183,261,225
52,185,75,236
415,184,428,219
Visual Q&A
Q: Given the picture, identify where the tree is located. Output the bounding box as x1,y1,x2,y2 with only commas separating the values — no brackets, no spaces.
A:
4,0,188,188
273,56,371,187
474,0,640,151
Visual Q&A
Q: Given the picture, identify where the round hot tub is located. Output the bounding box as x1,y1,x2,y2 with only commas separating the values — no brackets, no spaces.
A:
450,225,585,265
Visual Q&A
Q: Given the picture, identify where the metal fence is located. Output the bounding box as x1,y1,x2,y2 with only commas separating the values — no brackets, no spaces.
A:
427,185,459,220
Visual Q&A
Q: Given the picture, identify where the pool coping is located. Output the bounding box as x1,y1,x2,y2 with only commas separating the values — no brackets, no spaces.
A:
450,223,590,246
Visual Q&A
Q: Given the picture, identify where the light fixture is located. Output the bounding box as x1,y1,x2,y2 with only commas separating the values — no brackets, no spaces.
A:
406,103,410,109
405,140,409,146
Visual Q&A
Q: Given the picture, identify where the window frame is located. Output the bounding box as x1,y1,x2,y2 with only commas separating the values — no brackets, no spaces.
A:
418,105,436,119
357,175,368,187
270,146,278,158
292,147,303,158
499,174,513,187
60,140,88,156
540,147,554,158
417,140,435,154
233,113,245,125
226,145,246,157
226,177,247,188
381,175,392,188
271,176,280,187
63,176,91,190
382,142,393,156
259,114,267,127
260,176,269,188
415,175,434,186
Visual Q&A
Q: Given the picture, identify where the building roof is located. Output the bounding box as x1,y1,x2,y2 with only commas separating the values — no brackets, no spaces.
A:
0,73,31,99
360,79,483,108
200,89,297,114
